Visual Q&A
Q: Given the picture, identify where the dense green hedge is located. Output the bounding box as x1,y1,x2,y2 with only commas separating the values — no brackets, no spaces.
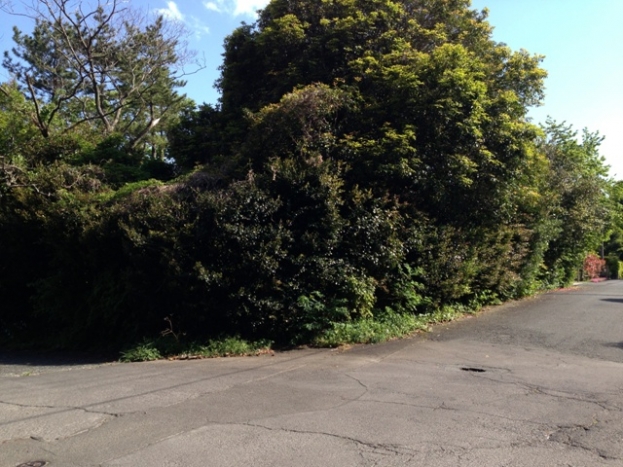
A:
0,0,614,352
0,158,590,351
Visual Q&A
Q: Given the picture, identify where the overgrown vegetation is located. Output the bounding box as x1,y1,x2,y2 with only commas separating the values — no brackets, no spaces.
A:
1,0,620,359
120,336,273,362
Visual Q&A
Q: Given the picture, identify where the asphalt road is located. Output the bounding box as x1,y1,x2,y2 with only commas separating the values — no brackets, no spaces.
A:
1,281,622,467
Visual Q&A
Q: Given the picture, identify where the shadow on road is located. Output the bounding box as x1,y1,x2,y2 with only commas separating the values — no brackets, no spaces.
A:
0,350,116,367
604,342,623,350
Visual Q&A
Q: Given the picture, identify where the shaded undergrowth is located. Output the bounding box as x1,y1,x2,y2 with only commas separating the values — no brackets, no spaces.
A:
120,303,485,362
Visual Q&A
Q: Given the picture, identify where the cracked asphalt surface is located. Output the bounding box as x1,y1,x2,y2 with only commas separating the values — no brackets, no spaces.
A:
1,280,623,466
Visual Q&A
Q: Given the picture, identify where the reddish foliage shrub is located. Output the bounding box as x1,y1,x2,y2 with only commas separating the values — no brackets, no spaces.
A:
583,253,606,279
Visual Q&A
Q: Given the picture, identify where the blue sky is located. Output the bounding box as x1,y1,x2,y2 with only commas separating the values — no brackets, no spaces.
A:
1,0,621,179
471,0,623,179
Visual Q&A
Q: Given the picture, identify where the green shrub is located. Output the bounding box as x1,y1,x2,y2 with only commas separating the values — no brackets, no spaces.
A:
111,179,164,200
186,337,272,358
120,340,163,362
606,253,622,279
120,336,271,362
312,308,427,347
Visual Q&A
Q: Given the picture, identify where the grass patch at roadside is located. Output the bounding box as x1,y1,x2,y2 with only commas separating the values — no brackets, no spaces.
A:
120,304,484,361
120,336,272,362
312,304,477,347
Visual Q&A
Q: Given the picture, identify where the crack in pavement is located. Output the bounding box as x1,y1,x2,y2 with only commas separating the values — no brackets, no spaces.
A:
357,397,565,431
0,350,328,432
239,421,420,457
547,423,622,462
338,373,370,407
0,399,121,418
354,397,455,412
233,421,515,462
529,387,621,412
462,371,622,413
452,436,620,466
97,420,424,467
344,373,370,394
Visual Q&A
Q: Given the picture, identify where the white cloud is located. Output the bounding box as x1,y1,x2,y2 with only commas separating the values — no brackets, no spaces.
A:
188,17,211,39
156,1,184,21
232,0,269,16
155,2,210,39
203,0,270,17
204,2,223,13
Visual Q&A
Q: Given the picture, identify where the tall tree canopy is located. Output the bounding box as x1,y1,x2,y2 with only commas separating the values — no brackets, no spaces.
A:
536,121,610,284
217,0,547,229
2,0,188,154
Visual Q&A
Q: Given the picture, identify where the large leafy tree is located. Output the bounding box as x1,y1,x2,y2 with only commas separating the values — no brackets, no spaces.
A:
167,103,230,171
211,0,551,306
217,0,546,228
2,0,189,155
537,120,610,284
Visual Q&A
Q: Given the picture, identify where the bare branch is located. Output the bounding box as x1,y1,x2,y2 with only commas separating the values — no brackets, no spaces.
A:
3,0,196,155
25,76,48,137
